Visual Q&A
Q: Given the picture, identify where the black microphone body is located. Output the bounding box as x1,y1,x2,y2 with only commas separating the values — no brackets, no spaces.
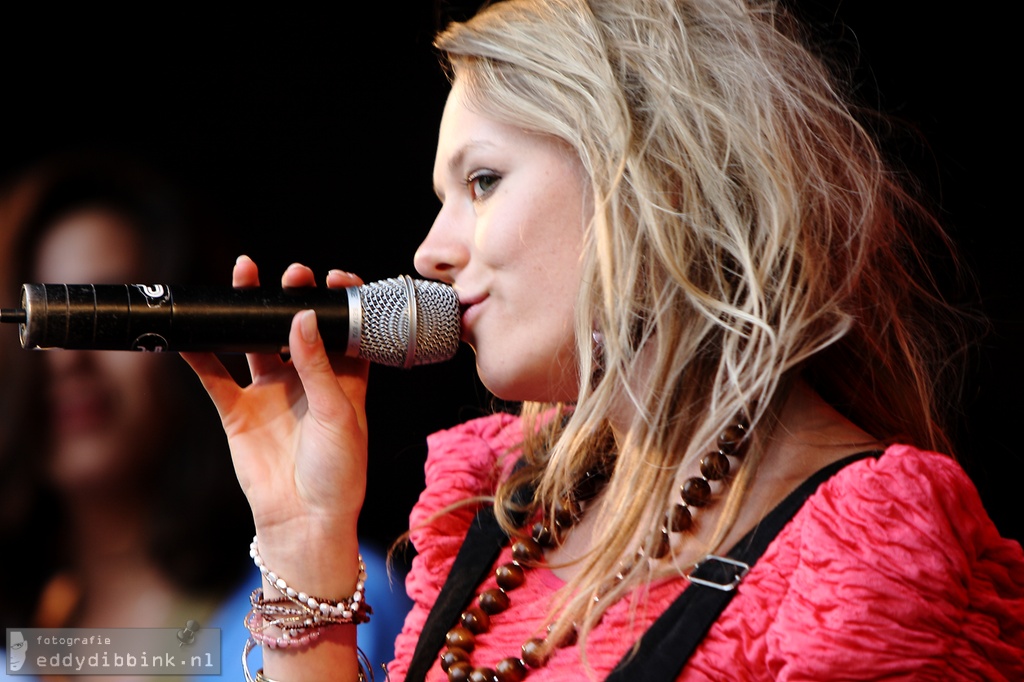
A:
0,277,460,368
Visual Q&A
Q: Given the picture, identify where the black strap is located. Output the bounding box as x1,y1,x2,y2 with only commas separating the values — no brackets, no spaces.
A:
606,450,881,680
405,503,511,680
406,450,880,681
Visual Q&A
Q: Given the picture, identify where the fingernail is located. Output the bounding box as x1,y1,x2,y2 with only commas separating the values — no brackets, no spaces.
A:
235,254,250,265
300,310,319,343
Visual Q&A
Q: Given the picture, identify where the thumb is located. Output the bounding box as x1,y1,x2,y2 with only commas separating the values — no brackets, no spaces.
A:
289,309,368,430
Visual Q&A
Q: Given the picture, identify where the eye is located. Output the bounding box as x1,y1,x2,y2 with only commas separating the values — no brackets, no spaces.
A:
466,169,501,201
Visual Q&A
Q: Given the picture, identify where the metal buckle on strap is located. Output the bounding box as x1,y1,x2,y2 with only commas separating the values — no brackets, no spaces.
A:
684,554,750,591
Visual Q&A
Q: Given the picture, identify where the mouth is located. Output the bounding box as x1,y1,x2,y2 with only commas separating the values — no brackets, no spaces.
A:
456,292,487,338
52,388,113,434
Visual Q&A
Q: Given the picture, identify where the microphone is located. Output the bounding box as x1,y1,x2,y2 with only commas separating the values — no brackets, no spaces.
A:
0,276,460,368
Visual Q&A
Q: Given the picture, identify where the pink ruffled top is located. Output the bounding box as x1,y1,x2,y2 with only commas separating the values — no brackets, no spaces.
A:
389,414,1024,680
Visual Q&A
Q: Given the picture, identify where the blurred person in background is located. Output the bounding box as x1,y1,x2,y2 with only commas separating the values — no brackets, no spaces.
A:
0,152,410,680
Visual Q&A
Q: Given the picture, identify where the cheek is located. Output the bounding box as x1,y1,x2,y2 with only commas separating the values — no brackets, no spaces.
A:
477,185,552,261
103,356,172,430
530,181,588,280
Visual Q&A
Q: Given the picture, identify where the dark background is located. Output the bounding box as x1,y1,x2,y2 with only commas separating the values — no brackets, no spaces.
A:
2,2,1019,550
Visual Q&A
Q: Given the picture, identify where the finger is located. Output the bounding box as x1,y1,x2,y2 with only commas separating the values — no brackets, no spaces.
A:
323,270,365,367
326,269,364,289
233,256,285,378
180,351,243,420
232,254,260,287
289,310,369,434
281,262,317,288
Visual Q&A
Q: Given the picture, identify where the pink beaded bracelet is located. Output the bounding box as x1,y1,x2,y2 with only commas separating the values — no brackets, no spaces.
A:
245,607,328,648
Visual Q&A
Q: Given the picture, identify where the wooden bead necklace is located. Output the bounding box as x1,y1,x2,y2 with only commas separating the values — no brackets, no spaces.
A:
438,422,748,681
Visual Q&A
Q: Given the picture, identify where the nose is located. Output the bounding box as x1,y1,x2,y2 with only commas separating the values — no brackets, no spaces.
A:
413,206,469,284
44,349,93,377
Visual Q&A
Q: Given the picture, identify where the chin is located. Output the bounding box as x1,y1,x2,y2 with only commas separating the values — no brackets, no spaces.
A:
48,442,140,492
476,360,578,404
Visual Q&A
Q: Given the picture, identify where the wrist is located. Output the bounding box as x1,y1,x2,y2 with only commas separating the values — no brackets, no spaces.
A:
252,515,361,599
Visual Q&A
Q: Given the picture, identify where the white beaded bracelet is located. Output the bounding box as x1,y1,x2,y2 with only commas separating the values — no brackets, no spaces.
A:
249,535,368,620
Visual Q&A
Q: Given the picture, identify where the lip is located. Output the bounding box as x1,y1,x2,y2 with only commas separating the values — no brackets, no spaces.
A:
456,292,487,340
51,388,113,434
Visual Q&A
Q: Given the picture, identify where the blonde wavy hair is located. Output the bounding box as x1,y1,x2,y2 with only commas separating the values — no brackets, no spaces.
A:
435,0,970,661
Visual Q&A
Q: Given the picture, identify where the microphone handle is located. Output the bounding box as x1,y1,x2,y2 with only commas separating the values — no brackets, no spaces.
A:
16,283,357,352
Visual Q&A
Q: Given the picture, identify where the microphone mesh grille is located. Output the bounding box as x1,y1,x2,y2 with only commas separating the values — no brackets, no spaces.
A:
358,277,460,367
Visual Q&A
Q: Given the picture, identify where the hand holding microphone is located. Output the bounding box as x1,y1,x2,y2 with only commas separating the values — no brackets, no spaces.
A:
0,275,460,368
